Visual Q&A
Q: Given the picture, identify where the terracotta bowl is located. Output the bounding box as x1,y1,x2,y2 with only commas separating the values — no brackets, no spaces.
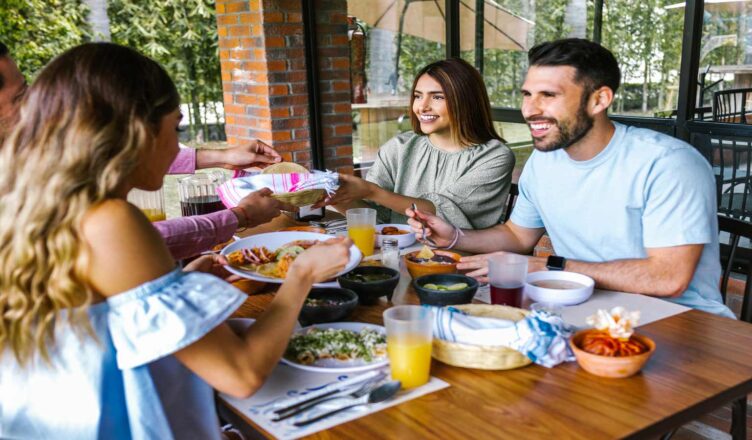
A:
404,250,461,279
569,329,656,378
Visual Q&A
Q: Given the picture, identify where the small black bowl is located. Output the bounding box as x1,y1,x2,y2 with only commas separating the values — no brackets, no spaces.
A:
299,288,358,324
413,274,479,306
337,266,400,305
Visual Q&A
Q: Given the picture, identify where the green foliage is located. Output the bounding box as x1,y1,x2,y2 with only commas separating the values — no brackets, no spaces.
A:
0,0,90,80
108,0,222,140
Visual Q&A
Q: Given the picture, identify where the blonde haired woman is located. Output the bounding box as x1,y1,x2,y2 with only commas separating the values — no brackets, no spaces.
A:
0,43,351,439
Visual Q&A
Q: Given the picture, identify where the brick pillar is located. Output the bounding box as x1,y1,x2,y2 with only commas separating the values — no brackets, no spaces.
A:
215,0,354,173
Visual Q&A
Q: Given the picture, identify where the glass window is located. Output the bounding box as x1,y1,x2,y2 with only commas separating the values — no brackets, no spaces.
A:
347,1,446,168
602,0,684,118
697,0,752,122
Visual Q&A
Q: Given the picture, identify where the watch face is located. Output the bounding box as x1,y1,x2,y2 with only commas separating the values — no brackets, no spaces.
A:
547,256,565,270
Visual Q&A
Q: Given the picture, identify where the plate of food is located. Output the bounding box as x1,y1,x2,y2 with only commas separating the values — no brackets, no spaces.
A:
221,232,362,286
375,223,416,248
281,322,389,373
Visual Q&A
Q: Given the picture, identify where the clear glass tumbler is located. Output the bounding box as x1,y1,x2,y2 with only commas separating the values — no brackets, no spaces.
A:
488,254,528,308
383,305,433,389
346,207,376,257
127,188,166,222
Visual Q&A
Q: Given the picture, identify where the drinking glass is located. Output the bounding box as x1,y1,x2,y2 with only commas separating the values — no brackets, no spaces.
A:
127,188,166,222
178,171,227,216
346,208,376,257
488,254,528,308
383,305,433,389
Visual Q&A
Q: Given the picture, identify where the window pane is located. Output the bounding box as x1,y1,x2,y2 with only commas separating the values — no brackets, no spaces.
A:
699,0,752,122
602,0,684,118
347,1,446,166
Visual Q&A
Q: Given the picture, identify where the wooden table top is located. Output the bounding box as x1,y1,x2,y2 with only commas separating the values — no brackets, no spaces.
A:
220,214,752,439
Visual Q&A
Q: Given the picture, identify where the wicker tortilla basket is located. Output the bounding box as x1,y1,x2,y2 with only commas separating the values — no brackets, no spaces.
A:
432,304,532,370
262,162,326,207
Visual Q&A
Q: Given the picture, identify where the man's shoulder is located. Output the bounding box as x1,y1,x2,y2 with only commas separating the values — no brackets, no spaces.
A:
620,124,698,159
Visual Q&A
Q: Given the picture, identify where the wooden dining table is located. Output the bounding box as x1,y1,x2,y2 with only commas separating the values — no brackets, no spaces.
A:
217,213,752,440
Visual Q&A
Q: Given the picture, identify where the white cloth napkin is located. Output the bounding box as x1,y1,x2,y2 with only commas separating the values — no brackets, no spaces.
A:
217,170,339,208
429,306,576,368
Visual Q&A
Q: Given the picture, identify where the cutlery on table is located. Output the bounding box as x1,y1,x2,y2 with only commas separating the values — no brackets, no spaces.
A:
272,373,386,422
411,203,437,246
292,380,401,427
271,370,381,417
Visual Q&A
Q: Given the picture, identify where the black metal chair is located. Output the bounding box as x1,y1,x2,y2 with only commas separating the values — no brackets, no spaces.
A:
713,88,752,124
502,183,518,222
717,214,752,439
690,127,752,220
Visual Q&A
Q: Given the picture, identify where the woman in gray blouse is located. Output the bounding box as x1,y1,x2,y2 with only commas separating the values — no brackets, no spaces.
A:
321,58,514,229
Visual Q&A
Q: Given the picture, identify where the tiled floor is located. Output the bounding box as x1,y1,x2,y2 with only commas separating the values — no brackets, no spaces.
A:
672,398,750,439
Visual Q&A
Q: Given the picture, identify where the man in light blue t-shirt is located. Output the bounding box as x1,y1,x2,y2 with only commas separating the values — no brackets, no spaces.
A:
407,38,734,318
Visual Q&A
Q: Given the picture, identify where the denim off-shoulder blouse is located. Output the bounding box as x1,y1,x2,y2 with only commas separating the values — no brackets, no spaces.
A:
0,268,247,440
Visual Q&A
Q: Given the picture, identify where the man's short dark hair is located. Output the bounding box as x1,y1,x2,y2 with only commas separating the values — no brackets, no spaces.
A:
528,38,621,95
0,42,8,89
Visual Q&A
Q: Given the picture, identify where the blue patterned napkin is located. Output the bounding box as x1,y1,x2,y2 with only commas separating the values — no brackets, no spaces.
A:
429,305,576,368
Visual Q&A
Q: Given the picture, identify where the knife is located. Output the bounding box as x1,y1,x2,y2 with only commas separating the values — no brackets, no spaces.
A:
271,370,381,416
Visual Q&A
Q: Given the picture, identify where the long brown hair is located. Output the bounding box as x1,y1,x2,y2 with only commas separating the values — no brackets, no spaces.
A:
409,58,503,146
0,43,179,364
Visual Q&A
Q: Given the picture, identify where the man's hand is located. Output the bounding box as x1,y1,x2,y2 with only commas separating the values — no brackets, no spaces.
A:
196,140,282,170
458,252,546,283
405,207,454,248
233,188,293,228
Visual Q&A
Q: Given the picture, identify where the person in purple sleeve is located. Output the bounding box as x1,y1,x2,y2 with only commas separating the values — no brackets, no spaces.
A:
0,41,290,259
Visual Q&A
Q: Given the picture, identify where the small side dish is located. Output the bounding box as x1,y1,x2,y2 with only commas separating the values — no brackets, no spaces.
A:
570,307,656,378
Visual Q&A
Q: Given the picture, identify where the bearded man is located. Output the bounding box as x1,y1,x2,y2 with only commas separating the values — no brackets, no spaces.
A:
407,38,733,318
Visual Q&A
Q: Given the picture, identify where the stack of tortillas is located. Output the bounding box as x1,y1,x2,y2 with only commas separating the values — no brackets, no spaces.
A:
262,162,326,207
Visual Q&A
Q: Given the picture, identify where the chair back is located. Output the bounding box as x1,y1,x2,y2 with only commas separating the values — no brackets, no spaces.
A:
502,183,519,222
713,88,752,124
718,214,752,322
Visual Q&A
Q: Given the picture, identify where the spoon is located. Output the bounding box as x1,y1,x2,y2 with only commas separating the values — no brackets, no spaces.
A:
292,380,401,427
411,203,437,246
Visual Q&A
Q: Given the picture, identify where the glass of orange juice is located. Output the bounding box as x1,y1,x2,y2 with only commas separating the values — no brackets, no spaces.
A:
346,208,376,256
127,188,166,222
383,305,433,389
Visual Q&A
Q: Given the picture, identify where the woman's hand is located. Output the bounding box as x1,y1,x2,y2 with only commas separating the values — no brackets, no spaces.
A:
289,237,352,284
318,174,374,207
405,207,455,247
183,254,242,282
234,188,295,228
196,140,282,170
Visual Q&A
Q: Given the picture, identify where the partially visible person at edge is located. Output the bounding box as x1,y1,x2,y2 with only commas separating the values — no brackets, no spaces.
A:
0,41,290,260
407,39,734,318
0,42,353,439
317,57,515,230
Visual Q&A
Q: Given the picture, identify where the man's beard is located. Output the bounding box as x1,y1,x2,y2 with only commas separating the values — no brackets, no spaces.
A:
529,101,594,153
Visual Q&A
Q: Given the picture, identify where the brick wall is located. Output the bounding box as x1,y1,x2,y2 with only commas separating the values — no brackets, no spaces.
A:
215,0,354,173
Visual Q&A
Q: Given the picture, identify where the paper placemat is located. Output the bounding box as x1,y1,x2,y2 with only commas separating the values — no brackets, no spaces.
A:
473,285,689,328
220,364,449,440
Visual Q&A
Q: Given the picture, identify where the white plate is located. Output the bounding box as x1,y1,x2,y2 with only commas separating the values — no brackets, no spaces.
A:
221,232,362,287
376,223,416,248
281,322,389,373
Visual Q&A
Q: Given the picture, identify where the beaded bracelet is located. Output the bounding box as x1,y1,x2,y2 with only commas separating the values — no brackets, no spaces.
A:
231,207,250,232
445,225,463,250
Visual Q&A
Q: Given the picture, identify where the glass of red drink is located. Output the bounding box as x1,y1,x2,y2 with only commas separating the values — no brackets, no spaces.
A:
488,254,528,308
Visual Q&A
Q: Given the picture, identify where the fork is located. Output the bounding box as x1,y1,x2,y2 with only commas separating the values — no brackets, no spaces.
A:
411,203,437,246
271,374,385,422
